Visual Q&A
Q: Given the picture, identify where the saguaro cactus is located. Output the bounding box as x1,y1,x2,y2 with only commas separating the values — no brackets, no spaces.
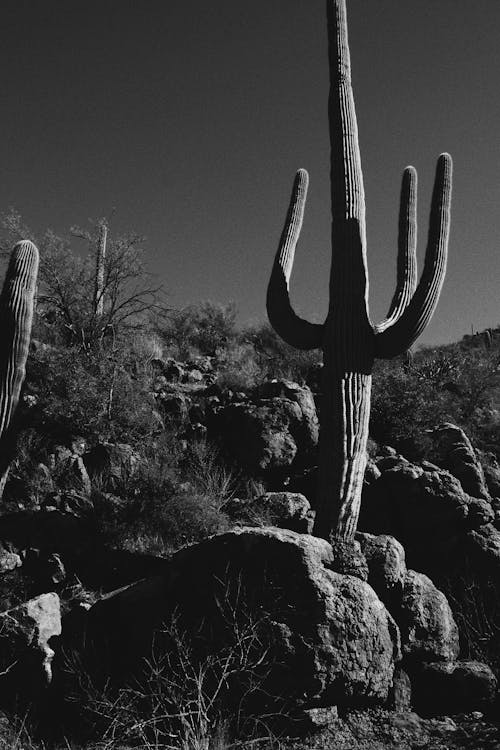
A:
267,0,452,542
94,220,107,319
0,240,39,496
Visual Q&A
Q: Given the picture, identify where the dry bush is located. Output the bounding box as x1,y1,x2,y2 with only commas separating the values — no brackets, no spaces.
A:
63,584,282,749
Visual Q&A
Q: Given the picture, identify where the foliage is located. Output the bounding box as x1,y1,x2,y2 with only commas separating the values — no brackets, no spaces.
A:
0,209,167,348
64,589,279,749
371,337,500,460
89,437,234,556
163,301,238,359
241,322,321,384
23,341,162,444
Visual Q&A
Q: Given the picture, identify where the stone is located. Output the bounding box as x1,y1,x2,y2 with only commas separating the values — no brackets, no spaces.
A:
357,533,406,605
466,524,500,574
299,705,339,731
376,455,409,472
427,423,491,500
214,381,318,477
359,460,472,572
83,442,140,484
412,660,497,714
398,570,459,663
224,492,314,533
329,538,369,581
0,550,22,574
0,593,61,685
85,527,400,708
388,667,412,711
467,498,494,528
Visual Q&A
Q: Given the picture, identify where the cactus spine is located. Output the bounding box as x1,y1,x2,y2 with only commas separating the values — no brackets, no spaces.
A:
267,0,452,542
0,241,39,497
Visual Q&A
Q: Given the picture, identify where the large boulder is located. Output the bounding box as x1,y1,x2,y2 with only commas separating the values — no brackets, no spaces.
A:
213,380,318,478
426,423,491,501
83,442,140,486
397,570,459,664
359,458,494,574
84,527,400,709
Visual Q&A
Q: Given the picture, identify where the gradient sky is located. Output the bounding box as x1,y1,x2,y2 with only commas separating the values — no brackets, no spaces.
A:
2,1,499,346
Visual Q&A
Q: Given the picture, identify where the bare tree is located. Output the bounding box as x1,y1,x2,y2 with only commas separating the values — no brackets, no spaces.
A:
0,209,168,348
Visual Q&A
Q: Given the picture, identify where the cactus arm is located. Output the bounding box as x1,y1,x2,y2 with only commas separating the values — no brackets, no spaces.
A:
374,153,452,359
375,166,417,334
0,241,39,438
266,169,324,350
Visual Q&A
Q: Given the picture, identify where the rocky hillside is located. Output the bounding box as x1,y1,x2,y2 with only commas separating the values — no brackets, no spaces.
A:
0,309,498,748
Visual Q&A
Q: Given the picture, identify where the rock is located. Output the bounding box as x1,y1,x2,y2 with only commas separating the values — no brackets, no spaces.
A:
427,423,490,500
164,359,185,381
299,705,339,731
412,660,497,714
378,446,397,457
85,528,400,708
388,667,412,711
223,492,314,533
257,380,319,446
466,524,500,573
156,391,190,421
357,533,406,606
214,382,318,476
398,570,459,663
479,451,500,498
0,593,61,685
70,436,87,456
359,460,472,572
184,368,204,384
0,549,22,574
364,460,381,485
0,511,88,559
467,498,495,528
376,455,409,472
83,442,140,485
329,538,369,581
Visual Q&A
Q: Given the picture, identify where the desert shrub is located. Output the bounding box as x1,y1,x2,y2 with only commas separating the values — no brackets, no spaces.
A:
64,589,280,749
371,342,500,460
96,437,234,556
241,322,321,384
23,341,162,445
441,566,500,677
216,342,261,392
163,301,238,359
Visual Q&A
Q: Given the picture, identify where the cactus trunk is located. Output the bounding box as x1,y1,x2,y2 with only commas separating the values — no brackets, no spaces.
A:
0,241,39,497
267,0,452,542
94,221,107,319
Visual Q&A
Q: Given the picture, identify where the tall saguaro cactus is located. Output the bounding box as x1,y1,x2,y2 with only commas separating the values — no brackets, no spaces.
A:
267,0,452,542
0,240,39,497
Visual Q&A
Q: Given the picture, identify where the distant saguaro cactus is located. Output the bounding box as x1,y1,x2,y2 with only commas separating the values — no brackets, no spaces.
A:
267,0,452,542
0,240,39,497
94,220,107,320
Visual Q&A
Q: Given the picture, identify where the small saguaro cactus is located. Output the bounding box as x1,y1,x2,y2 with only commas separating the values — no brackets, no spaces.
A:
267,0,452,542
0,240,39,496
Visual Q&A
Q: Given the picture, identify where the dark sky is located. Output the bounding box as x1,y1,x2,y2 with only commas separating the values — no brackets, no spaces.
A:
2,1,499,346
